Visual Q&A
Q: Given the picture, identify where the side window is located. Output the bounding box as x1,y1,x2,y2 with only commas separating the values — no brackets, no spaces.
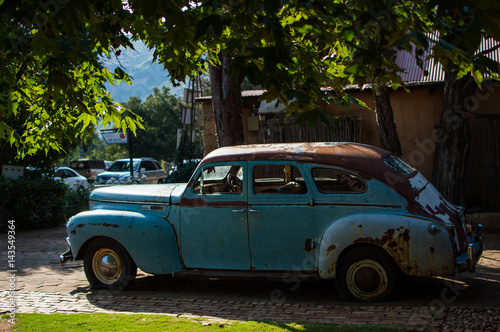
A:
141,161,155,171
193,165,243,195
253,164,307,195
312,168,366,194
66,170,76,178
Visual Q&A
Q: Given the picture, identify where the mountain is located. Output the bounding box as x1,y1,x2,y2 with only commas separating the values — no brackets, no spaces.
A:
103,41,186,103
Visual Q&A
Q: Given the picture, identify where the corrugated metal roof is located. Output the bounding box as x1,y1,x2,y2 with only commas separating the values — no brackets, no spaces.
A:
196,38,499,102
396,37,499,83
197,89,266,101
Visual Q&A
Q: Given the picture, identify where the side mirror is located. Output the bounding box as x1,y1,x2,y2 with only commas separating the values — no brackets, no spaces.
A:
140,168,146,173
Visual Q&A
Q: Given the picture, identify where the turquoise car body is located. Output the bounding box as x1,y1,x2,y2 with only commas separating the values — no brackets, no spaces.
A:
63,143,483,294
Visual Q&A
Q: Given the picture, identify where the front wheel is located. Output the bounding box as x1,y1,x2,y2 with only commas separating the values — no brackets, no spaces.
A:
335,247,401,301
84,238,137,290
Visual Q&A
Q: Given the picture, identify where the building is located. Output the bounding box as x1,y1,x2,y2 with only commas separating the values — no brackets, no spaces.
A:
196,40,500,211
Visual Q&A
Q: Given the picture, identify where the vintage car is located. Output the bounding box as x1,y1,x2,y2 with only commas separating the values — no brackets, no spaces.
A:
60,143,483,301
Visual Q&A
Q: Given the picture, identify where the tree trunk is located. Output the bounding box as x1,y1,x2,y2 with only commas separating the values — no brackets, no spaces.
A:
209,54,244,147
431,72,473,206
372,73,402,156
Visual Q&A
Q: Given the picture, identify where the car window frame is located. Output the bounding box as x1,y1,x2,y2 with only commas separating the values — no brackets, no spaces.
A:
311,167,368,195
191,162,246,197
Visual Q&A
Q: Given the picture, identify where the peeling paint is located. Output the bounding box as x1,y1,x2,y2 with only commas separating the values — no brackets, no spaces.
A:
304,238,314,253
353,228,411,270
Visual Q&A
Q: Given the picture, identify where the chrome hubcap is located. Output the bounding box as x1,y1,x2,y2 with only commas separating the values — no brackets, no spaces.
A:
93,248,122,284
346,259,387,300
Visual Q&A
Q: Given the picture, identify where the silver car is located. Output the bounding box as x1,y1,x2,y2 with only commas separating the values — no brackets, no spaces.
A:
95,158,164,185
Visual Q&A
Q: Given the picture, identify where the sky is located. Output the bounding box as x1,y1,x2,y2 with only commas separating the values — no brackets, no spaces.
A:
103,41,186,103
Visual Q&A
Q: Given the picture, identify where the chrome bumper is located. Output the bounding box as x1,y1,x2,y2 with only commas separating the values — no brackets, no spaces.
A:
456,224,483,273
59,237,74,265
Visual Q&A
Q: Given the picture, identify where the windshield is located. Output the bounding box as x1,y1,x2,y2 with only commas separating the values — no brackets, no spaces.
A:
107,160,138,172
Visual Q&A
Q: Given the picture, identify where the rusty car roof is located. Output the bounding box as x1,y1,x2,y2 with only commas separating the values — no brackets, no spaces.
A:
201,142,391,174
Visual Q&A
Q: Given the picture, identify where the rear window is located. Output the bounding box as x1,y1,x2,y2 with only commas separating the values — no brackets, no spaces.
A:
70,161,89,169
383,155,416,175
312,168,366,194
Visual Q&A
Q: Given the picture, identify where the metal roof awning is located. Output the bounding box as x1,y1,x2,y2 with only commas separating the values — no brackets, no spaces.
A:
258,99,287,114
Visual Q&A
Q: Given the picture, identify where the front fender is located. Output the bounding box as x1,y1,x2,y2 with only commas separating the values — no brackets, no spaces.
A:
317,214,455,279
67,210,183,274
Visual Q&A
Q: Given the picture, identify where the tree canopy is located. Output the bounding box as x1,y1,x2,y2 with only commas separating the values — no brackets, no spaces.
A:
1,0,499,161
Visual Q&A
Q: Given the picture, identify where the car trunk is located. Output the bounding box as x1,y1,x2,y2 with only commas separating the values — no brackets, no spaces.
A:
403,172,468,254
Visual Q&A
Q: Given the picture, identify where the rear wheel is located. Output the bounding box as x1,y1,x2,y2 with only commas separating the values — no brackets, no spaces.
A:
335,247,401,301
84,238,137,290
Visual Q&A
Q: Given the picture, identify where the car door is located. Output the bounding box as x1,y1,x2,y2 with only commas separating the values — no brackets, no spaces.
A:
179,162,250,269
248,161,315,271
139,160,156,183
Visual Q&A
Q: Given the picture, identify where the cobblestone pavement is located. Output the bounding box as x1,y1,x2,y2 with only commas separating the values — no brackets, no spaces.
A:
1,226,499,331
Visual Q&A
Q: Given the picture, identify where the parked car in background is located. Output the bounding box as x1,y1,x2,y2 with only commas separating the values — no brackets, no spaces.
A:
70,159,107,182
95,158,164,185
61,143,483,301
54,167,89,190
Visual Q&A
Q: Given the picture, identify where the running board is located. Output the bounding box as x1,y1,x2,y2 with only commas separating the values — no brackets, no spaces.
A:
173,269,319,281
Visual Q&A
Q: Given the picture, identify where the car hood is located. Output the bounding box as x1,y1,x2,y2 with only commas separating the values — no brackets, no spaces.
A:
97,171,131,178
90,184,180,205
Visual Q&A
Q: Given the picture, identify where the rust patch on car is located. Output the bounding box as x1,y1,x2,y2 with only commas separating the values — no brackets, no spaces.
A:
71,224,86,235
102,223,119,228
353,227,411,268
326,243,337,252
322,243,338,277
180,197,247,208
304,238,314,253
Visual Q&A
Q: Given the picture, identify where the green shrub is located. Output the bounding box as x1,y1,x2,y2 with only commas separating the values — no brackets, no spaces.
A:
165,161,198,183
0,176,90,232
64,184,91,220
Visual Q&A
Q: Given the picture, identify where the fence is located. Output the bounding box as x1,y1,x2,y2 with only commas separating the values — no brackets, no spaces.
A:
258,115,362,144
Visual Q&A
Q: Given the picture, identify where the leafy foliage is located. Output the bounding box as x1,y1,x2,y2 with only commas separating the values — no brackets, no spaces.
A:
165,161,199,184
0,0,143,160
1,0,499,160
0,175,90,232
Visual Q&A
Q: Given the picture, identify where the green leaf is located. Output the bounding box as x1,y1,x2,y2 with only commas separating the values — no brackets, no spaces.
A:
113,67,132,85
195,14,224,41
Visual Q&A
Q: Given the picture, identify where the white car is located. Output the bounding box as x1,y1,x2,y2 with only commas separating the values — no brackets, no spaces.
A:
54,167,89,190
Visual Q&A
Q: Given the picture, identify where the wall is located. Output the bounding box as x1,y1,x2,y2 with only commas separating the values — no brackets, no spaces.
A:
323,86,444,180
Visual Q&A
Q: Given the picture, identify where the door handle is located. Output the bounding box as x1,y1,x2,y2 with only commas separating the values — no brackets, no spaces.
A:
249,209,261,213
232,209,246,213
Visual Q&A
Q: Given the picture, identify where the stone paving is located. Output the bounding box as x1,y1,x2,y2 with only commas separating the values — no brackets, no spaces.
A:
1,226,499,331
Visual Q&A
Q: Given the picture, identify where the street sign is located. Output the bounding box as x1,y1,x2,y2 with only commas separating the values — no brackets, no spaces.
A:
101,130,128,144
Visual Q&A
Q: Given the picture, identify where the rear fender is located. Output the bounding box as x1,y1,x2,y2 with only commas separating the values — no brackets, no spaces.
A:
318,214,455,279
67,210,183,274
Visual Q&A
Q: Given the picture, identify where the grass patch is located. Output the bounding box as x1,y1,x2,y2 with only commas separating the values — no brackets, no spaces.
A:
3,313,402,331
